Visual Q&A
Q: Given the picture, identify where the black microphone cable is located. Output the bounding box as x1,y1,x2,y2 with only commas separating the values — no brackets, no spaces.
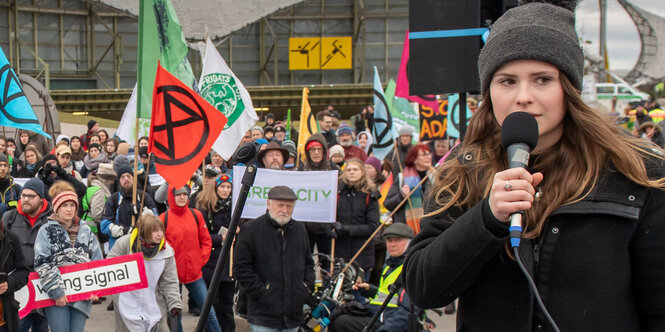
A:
513,247,560,332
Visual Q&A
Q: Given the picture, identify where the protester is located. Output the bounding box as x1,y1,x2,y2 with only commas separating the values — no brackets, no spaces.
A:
37,154,86,201
316,110,337,147
160,185,221,332
257,141,289,170
69,136,86,171
272,124,287,144
264,126,274,140
56,145,84,183
282,140,297,169
105,138,118,161
329,145,345,169
138,146,156,175
16,144,42,178
404,1,665,330
0,212,30,332
385,127,414,175
17,131,30,159
297,133,339,172
34,184,103,332
636,121,665,148
337,124,367,162
356,130,373,155
6,138,19,161
138,136,149,149
234,186,315,332
97,129,109,146
81,163,116,251
384,144,433,233
429,139,450,165
194,174,236,332
101,165,158,249
240,131,252,145
89,135,101,146
263,113,275,128
108,215,182,332
80,143,106,178
0,137,20,176
364,156,385,188
0,153,21,216
250,126,264,141
189,165,219,208
208,151,227,174
80,120,99,151
3,178,52,332
333,158,380,275
329,223,419,332
27,131,50,157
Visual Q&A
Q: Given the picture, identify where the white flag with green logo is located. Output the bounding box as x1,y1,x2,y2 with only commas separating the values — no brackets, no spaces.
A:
199,37,258,160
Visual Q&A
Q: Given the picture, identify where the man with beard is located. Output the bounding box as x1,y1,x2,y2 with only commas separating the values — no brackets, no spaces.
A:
336,124,367,162
257,141,289,170
235,186,315,332
3,178,52,332
100,165,158,250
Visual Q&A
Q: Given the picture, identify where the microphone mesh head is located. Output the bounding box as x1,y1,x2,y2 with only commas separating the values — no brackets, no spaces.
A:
500,112,539,150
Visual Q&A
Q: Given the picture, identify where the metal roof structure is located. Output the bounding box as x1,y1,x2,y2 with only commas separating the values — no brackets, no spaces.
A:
618,0,665,82
95,0,306,40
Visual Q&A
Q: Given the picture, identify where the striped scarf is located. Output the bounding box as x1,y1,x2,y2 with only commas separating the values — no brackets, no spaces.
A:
402,167,424,234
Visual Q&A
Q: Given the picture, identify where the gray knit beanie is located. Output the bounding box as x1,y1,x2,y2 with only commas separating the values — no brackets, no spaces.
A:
478,0,583,94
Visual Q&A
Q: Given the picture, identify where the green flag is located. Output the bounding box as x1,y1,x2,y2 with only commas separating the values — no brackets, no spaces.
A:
385,79,419,144
137,0,196,119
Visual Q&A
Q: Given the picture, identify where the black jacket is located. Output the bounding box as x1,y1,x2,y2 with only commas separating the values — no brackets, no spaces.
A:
234,213,315,329
199,197,233,284
0,230,30,332
3,200,53,269
335,182,380,270
385,143,412,177
321,130,338,148
404,155,665,331
36,164,87,201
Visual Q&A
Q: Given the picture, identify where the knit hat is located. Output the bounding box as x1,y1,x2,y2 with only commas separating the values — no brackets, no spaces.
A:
216,173,232,189
306,140,323,151
173,186,191,197
89,143,102,152
329,144,345,158
0,153,7,164
398,126,414,137
264,126,274,133
117,164,133,178
282,140,297,158
42,154,57,165
52,190,79,213
87,120,97,130
336,124,354,137
274,124,286,133
365,156,381,172
478,0,583,94
22,178,45,198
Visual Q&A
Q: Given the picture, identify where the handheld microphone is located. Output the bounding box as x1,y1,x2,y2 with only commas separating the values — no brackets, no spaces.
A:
500,112,539,247
231,142,258,165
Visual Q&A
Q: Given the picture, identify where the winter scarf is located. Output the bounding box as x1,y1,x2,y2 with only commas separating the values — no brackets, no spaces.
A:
401,166,424,234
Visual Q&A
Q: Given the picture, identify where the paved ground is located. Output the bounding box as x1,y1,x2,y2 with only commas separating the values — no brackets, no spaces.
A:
85,290,456,331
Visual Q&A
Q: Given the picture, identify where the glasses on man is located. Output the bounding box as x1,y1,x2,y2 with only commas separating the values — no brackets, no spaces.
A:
21,194,38,200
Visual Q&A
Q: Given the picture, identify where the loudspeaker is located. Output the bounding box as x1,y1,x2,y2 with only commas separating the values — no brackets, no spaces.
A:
408,0,517,95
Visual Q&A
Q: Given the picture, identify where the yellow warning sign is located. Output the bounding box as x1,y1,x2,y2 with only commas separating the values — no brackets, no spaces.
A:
321,37,352,69
289,38,321,70
289,37,352,70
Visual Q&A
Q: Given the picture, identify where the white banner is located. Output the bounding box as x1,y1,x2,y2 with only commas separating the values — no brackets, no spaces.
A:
232,166,338,223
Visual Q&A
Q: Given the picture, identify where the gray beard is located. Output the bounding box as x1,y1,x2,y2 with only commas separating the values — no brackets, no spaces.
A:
268,211,291,226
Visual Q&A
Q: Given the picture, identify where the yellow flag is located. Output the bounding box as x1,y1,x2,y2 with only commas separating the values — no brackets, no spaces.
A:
297,87,319,160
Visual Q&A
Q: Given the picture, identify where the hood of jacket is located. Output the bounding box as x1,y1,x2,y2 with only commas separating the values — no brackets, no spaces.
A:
304,133,330,170
167,184,191,216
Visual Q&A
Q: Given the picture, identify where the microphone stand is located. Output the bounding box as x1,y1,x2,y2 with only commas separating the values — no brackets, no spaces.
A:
195,162,258,332
362,280,402,332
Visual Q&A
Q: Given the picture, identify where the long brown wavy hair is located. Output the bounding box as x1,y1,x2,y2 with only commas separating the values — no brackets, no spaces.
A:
340,158,376,194
427,73,665,240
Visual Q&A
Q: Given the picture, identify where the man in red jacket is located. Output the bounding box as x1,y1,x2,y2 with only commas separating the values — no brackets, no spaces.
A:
161,185,221,332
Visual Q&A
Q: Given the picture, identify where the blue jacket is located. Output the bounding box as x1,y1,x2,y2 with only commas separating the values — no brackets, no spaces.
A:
100,190,158,248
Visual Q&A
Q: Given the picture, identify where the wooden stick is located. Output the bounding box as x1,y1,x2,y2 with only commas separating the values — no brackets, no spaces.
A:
393,139,416,214
339,173,429,276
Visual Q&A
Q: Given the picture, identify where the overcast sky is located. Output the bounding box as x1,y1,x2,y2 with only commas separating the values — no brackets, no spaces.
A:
576,0,665,71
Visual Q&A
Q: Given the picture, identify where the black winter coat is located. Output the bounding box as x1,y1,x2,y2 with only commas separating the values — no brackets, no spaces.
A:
3,200,53,269
234,213,315,330
199,197,233,284
404,157,665,331
335,182,380,270
0,230,30,332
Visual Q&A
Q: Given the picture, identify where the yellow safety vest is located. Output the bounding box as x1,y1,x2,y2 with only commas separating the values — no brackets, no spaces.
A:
369,264,402,308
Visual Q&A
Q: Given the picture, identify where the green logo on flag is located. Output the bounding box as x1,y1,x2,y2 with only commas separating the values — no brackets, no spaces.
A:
200,73,244,129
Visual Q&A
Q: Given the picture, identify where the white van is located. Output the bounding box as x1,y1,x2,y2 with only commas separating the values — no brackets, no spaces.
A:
595,83,649,113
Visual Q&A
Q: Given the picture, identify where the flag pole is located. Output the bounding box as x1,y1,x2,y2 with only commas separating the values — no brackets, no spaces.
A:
392,138,415,214
133,0,147,228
